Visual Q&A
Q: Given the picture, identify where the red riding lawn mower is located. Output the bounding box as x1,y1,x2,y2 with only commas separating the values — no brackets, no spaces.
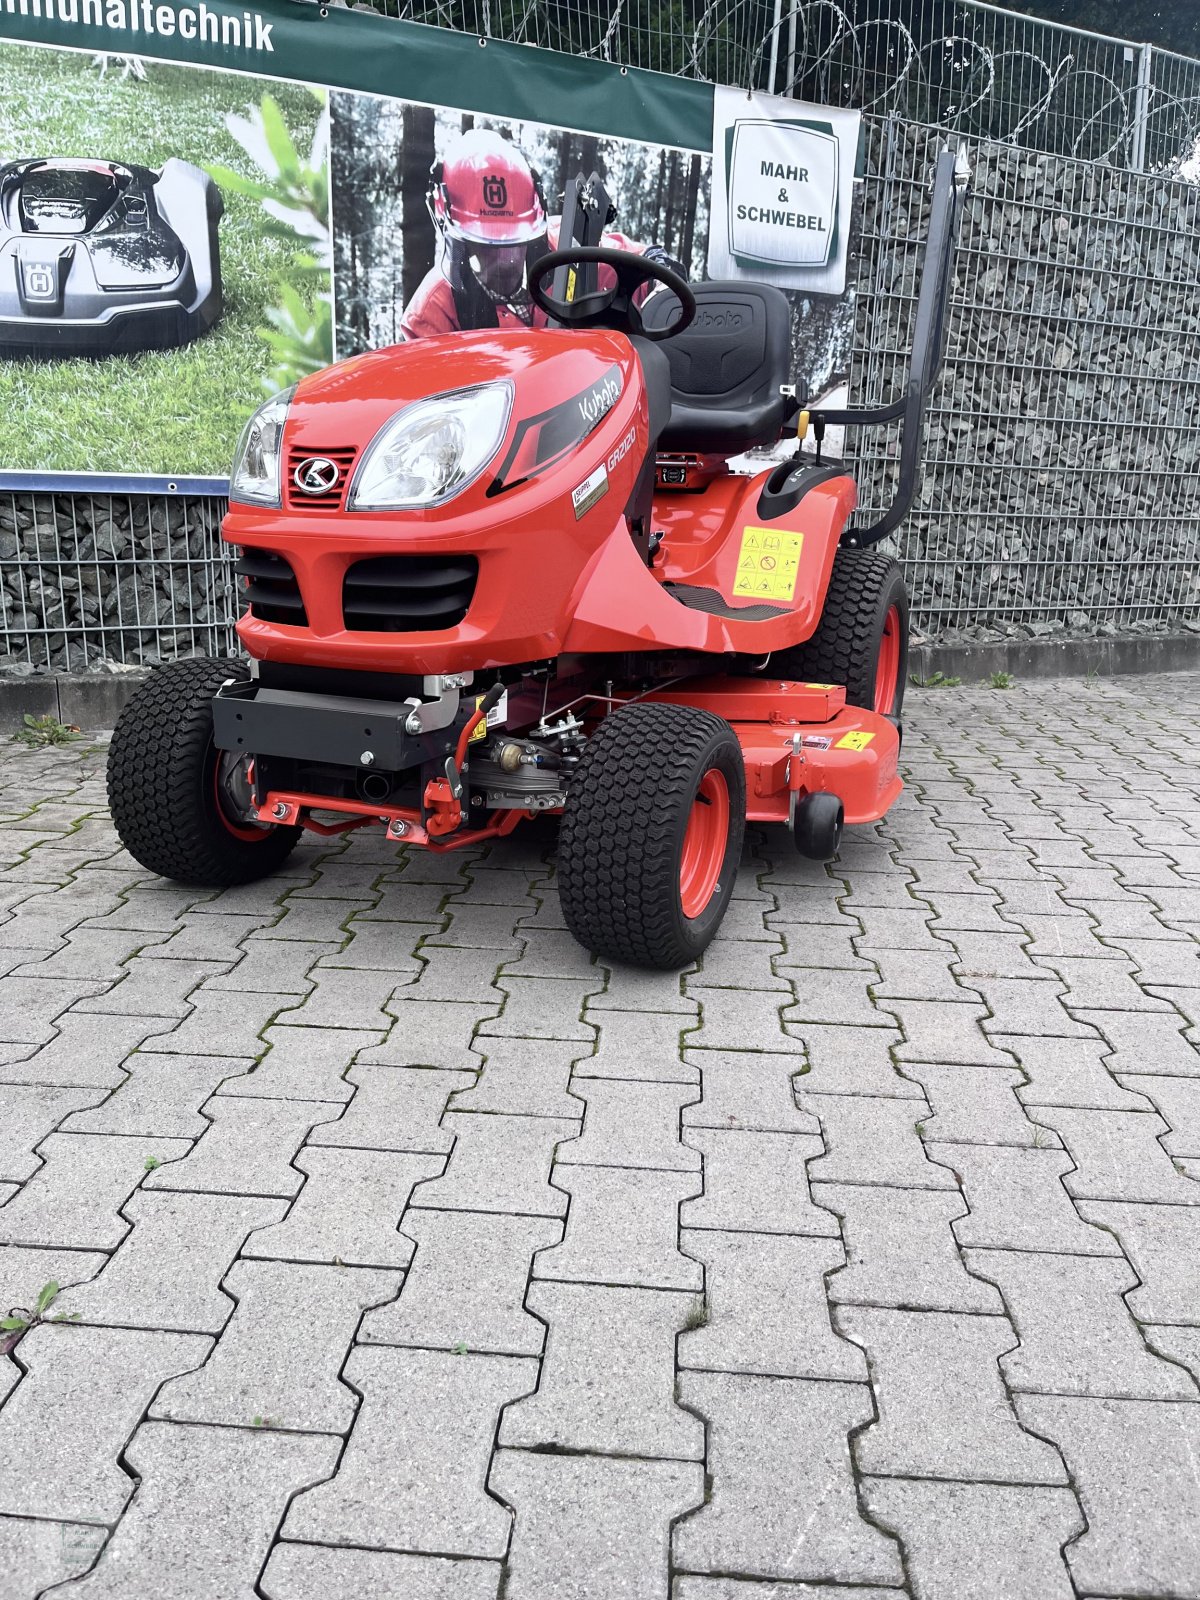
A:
108,152,965,969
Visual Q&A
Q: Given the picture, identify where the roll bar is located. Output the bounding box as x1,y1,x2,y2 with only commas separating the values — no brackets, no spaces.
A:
801,146,969,549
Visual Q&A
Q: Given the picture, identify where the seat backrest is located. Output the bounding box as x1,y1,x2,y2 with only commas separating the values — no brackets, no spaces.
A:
642,280,792,455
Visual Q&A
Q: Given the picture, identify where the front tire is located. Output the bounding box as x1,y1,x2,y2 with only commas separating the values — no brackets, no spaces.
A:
557,703,746,969
107,657,301,886
771,549,909,716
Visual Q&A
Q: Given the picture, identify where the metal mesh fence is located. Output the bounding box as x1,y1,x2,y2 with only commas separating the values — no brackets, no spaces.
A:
2,1,1200,667
846,118,1200,637
1,493,235,673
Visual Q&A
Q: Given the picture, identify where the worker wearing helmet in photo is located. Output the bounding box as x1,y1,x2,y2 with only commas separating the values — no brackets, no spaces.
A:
401,127,687,339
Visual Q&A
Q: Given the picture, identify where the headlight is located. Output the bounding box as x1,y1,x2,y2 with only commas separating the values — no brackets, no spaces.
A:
229,386,295,507
350,382,513,511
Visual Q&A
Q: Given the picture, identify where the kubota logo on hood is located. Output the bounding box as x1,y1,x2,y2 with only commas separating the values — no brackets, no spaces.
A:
293,457,340,495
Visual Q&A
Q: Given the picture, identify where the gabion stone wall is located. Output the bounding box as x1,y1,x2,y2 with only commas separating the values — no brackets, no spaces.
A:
0,493,235,674
849,119,1200,641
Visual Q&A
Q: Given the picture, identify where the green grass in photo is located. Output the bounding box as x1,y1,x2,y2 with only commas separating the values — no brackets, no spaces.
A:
0,45,325,476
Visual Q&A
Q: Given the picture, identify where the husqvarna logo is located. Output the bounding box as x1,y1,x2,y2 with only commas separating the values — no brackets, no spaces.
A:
293,457,340,496
482,175,508,209
22,262,56,300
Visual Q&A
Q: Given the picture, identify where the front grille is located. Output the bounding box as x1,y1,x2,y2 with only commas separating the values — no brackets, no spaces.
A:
234,548,307,626
342,555,478,633
285,446,357,511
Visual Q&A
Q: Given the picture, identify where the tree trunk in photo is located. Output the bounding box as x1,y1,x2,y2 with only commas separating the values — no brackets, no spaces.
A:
401,104,438,310
680,154,703,274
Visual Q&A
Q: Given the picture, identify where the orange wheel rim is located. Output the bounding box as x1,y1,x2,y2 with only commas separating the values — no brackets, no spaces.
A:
679,769,730,919
874,604,901,715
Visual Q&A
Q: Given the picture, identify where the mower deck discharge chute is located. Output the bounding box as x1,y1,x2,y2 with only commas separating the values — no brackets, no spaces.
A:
0,157,222,358
108,152,966,968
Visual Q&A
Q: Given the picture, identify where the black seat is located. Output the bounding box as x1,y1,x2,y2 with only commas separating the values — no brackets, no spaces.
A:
641,280,792,455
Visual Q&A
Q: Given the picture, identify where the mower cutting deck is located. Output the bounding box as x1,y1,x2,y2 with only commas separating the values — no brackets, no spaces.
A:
107,151,966,968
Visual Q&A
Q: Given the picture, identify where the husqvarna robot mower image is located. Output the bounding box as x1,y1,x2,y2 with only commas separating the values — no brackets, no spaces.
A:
0,156,223,358
107,151,965,970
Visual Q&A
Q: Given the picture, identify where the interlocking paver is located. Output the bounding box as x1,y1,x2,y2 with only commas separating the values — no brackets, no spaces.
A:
0,1012,174,1087
1017,1393,1200,1599
0,1084,105,1179
887,998,1018,1066
70,957,227,1020
447,1037,580,1118
312,1061,470,1151
59,1190,285,1331
493,1452,701,1600
274,963,408,1031
966,1248,1195,1399
819,1182,1002,1312
681,1050,816,1133
534,1166,702,1289
1070,1008,1200,1076
676,1372,903,1585
143,1095,339,1196
285,1346,537,1555
690,937,790,990
262,1544,501,1600
0,1323,208,1521
804,1095,957,1188
935,1143,1122,1255
0,974,110,1044
1035,1104,1200,1203
683,987,805,1053
361,1209,559,1354
1079,1200,1200,1322
364,996,495,1069
679,1230,864,1380
479,976,600,1040
1013,1036,1153,1110
204,937,339,994
1117,1072,1200,1155
412,1111,574,1215
790,1022,920,1098
682,1130,838,1236
66,1421,337,1599
0,1515,108,1596
154,1259,398,1431
905,1062,1061,1146
220,1024,381,1104
577,1009,695,1081
502,1281,701,1457
244,1147,441,1267
61,1051,249,1136
560,1079,699,1170
841,1307,1067,1482
0,1131,190,1248
862,1478,1080,1600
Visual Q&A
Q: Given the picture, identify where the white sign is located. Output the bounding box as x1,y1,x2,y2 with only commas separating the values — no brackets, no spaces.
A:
708,88,860,295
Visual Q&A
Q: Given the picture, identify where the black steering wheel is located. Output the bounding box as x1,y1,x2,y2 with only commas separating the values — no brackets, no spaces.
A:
528,246,696,342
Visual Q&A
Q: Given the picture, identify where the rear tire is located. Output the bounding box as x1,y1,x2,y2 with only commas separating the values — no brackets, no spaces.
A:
107,657,301,886
770,549,909,716
557,702,746,970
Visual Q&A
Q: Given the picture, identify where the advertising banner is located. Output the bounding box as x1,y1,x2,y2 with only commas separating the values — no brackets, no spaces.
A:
0,0,857,491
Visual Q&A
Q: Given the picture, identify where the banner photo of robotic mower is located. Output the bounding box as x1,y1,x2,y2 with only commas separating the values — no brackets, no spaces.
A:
0,35,331,486
709,87,860,296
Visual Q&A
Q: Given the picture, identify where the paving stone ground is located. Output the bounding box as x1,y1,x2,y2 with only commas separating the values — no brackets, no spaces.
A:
0,669,1198,1599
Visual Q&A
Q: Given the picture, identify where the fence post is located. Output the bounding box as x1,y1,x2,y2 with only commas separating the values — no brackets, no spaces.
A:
1130,41,1152,171
766,0,783,93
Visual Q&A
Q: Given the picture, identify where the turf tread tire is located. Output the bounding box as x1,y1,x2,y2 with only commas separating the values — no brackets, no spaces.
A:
557,702,745,970
771,549,908,715
107,657,301,886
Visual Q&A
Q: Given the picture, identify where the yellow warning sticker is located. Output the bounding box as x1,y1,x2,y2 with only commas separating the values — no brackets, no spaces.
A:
733,526,803,602
836,730,875,751
804,682,838,691
565,268,577,303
